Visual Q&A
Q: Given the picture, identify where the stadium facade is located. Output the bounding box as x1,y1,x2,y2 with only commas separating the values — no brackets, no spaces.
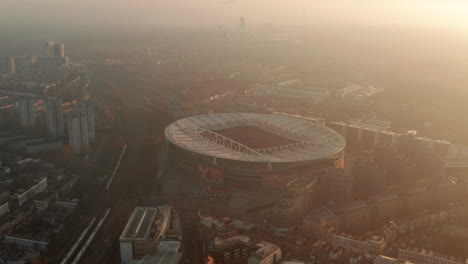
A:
164,113,345,188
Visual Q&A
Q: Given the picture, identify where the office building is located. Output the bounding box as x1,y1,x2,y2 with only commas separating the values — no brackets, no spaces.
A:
352,157,386,199
54,43,65,58
320,168,353,205
423,137,451,158
45,97,64,138
440,222,468,239
368,194,402,227
3,56,15,74
402,187,433,213
18,97,36,128
45,42,55,57
272,174,319,228
374,148,416,186
399,247,467,264
433,182,463,207
410,148,446,184
248,241,282,264
302,209,340,241
11,178,47,207
329,121,449,157
5,235,48,252
398,134,425,160
78,101,95,142
430,156,446,184
68,111,89,154
335,85,384,102
392,156,417,186
373,145,397,169
338,201,371,232
424,152,446,184
199,216,281,264
331,234,385,255
399,134,435,181
119,206,182,264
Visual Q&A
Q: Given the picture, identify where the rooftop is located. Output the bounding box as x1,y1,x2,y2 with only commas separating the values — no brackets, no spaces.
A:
349,118,391,131
0,244,40,263
304,209,338,225
200,216,255,233
5,232,49,243
336,85,384,98
339,201,369,214
214,234,251,247
400,247,467,263
374,255,413,264
120,206,172,241
135,251,182,264
250,241,280,259
405,186,427,195
368,194,399,204
25,139,63,147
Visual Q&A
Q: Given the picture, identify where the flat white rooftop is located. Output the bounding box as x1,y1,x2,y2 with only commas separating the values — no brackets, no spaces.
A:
120,206,171,241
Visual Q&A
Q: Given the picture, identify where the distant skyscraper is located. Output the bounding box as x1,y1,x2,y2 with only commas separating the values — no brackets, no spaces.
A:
18,97,36,128
78,101,95,143
45,42,55,57
5,56,15,74
46,97,64,138
54,43,65,58
68,111,89,154
240,17,245,30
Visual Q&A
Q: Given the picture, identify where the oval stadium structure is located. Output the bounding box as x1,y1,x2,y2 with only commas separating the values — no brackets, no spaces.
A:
164,113,345,188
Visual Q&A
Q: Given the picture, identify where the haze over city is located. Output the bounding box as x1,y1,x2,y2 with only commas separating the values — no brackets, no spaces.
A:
0,1,468,264
2,0,468,28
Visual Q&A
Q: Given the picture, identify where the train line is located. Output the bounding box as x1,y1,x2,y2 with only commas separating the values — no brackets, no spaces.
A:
70,208,111,264
59,217,96,264
106,144,127,190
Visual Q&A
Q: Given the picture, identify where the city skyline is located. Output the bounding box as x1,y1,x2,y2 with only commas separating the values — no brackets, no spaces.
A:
1,1,468,263
0,1,467,29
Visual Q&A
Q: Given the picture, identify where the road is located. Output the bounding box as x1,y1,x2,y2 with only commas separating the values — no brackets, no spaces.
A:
61,63,192,263
65,61,172,263
78,110,164,263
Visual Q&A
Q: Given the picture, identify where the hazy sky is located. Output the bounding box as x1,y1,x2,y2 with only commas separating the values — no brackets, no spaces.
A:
2,0,468,29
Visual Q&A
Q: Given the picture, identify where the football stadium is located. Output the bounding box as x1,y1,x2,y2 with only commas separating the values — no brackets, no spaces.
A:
164,113,345,188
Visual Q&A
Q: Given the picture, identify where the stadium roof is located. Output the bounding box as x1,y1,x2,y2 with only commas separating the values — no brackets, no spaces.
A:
165,113,345,163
